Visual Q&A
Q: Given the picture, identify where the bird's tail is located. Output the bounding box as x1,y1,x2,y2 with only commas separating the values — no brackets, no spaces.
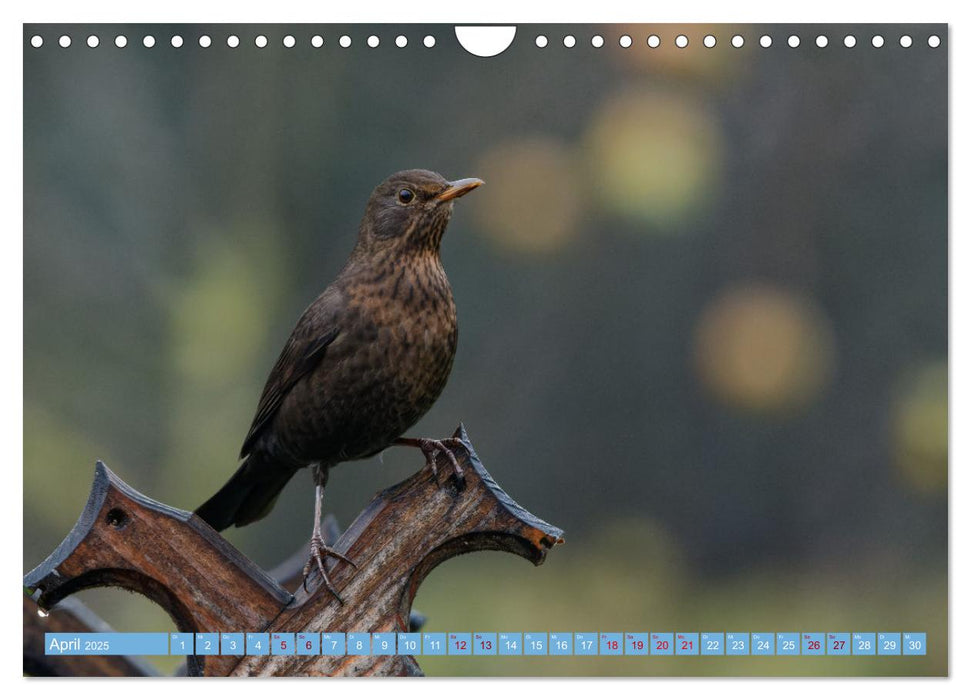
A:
195,454,298,532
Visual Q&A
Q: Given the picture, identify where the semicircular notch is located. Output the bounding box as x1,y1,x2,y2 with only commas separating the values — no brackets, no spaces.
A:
455,26,517,57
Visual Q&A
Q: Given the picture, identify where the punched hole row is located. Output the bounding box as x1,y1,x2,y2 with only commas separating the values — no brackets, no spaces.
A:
543,33,942,49
29,32,943,51
28,33,438,49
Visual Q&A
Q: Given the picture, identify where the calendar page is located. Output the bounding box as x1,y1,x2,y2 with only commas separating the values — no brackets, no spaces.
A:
22,21,947,678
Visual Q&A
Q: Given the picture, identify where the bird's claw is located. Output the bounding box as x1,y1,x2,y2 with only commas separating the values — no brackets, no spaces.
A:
302,534,357,604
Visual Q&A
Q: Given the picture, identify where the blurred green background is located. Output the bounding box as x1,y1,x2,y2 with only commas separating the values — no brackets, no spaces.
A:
23,24,947,676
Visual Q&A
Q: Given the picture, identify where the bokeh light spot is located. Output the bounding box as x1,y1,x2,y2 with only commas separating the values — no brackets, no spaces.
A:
471,137,582,255
169,235,284,382
586,90,722,228
892,361,947,494
693,285,835,412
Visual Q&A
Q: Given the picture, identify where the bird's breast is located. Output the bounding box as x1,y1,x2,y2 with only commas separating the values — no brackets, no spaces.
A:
294,259,458,462
364,261,457,403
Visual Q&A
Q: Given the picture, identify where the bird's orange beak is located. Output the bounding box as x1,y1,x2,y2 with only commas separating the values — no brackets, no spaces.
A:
436,177,484,202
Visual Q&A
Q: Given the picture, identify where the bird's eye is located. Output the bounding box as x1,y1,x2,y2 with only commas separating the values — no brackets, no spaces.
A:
397,188,415,205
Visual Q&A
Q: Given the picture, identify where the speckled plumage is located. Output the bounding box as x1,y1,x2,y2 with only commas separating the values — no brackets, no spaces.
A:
197,169,480,533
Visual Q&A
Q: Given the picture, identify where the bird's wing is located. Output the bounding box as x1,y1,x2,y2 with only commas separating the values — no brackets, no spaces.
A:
240,312,340,459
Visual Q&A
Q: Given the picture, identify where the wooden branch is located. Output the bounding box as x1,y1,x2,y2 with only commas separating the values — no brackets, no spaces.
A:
268,516,428,633
23,425,564,677
23,461,293,677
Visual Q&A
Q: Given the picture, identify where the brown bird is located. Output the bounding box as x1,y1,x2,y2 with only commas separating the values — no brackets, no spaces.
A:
195,169,483,600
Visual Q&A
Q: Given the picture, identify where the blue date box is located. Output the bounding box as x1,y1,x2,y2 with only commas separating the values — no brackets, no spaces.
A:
651,632,674,655
676,632,699,655
271,633,295,655
499,632,522,655
625,632,649,656
170,633,194,655
600,632,623,656
474,633,497,655
220,633,244,655
777,632,799,656
751,633,774,656
574,632,598,656
726,632,749,656
397,632,421,655
245,633,269,655
878,632,901,656
525,632,548,655
321,633,346,655
827,633,850,656
372,633,395,655
550,632,572,655
421,632,446,656
701,632,724,655
194,633,218,656
448,633,471,655
347,632,371,655
296,633,319,655
903,633,926,656
853,633,876,655
802,632,824,656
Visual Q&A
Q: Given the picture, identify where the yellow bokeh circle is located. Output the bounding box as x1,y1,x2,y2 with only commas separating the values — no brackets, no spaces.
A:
693,284,835,413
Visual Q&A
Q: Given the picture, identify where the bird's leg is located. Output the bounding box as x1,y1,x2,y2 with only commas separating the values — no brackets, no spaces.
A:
394,436,466,487
302,483,357,603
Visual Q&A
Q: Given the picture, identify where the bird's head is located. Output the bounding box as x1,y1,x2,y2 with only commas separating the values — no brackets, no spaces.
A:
357,169,483,257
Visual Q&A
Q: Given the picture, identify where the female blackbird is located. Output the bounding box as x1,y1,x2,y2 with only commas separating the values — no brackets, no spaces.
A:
195,169,483,600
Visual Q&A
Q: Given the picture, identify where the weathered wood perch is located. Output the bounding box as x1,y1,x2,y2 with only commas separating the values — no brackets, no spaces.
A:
22,517,426,677
24,425,564,677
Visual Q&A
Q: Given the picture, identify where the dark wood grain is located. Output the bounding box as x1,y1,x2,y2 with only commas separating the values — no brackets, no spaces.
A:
23,462,292,676
267,516,428,633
